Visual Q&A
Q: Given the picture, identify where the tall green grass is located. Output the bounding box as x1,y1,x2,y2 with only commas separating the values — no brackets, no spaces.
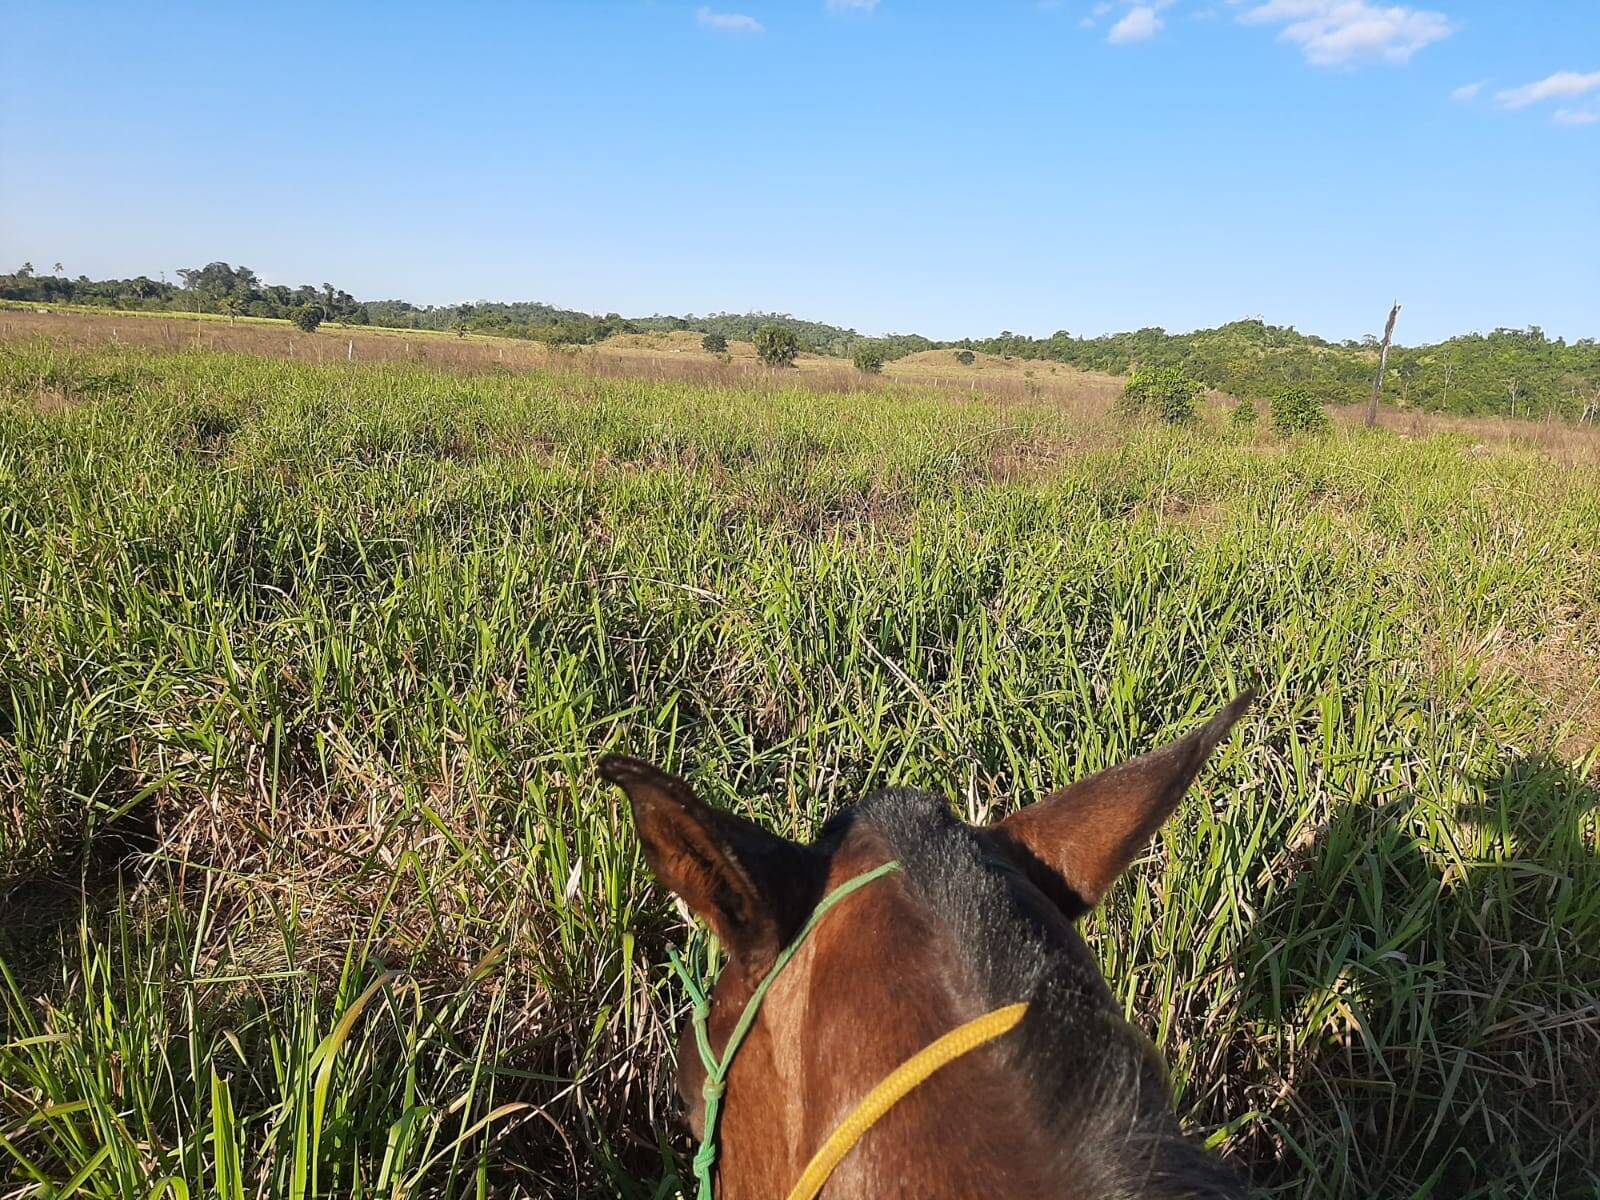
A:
2,342,1596,1197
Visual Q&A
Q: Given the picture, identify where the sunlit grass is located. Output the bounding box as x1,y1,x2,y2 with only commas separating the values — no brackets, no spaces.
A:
1,342,1596,1197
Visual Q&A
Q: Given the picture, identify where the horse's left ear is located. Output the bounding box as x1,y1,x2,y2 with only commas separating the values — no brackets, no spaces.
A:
599,755,822,979
994,691,1254,912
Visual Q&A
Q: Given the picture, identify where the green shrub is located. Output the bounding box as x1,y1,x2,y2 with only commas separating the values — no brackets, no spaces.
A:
290,304,324,333
1119,367,1203,425
753,324,799,368
1271,387,1329,435
1231,398,1257,428
955,349,976,366
853,345,884,374
701,332,728,354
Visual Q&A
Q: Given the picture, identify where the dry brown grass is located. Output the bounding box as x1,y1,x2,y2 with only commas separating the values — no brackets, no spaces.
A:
1331,401,1600,467
0,307,558,372
1444,620,1600,764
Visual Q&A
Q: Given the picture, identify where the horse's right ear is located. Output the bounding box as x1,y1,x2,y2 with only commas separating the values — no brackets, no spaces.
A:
599,756,820,978
993,691,1254,914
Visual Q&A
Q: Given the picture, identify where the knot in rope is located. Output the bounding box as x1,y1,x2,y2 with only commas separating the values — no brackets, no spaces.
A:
691,1136,719,1182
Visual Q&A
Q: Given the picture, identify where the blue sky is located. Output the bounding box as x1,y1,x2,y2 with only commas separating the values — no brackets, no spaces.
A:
1,1,1595,344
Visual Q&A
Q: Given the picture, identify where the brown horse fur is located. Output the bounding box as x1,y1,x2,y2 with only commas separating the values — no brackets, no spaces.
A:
600,691,1253,1198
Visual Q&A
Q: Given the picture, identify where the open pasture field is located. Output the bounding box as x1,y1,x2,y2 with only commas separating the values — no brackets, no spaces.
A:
0,305,1155,422
11,305,1600,467
1,334,1598,1198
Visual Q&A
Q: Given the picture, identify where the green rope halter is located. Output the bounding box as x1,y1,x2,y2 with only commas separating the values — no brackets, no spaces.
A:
666,859,903,1200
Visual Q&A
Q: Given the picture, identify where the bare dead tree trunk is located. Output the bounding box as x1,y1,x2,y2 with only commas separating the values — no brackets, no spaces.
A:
1366,301,1400,428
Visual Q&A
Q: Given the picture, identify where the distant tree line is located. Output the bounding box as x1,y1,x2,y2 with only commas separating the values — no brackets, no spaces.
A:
4,262,1595,420
952,319,1600,422
1,261,369,326
365,298,637,344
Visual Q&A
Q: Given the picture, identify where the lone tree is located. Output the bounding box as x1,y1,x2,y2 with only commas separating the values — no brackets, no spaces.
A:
754,324,799,368
701,331,728,354
955,349,976,365
290,304,324,333
853,344,884,374
1118,367,1203,425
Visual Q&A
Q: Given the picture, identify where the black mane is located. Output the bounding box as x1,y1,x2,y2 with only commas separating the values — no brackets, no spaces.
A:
827,787,1244,1199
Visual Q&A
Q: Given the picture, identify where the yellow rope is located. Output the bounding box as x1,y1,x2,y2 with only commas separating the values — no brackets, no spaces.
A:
784,1002,1029,1200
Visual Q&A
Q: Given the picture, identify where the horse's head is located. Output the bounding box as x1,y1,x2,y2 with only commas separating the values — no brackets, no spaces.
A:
602,692,1251,1199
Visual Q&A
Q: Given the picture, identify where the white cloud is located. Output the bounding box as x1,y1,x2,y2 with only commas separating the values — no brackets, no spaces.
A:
1495,70,1600,109
1108,4,1164,43
1233,1,1452,66
1450,80,1484,102
826,0,878,10
696,7,763,33
1553,106,1600,126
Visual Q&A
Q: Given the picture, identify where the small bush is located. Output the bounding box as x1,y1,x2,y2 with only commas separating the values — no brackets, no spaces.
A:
853,345,884,374
955,349,976,366
1231,398,1257,428
1271,387,1329,435
290,304,324,334
754,324,799,368
1118,367,1203,425
701,332,728,354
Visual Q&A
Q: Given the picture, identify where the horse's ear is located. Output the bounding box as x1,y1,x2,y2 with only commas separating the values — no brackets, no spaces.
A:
600,755,820,976
994,692,1253,912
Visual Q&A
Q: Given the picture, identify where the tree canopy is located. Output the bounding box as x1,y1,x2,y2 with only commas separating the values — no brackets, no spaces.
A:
753,324,800,368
